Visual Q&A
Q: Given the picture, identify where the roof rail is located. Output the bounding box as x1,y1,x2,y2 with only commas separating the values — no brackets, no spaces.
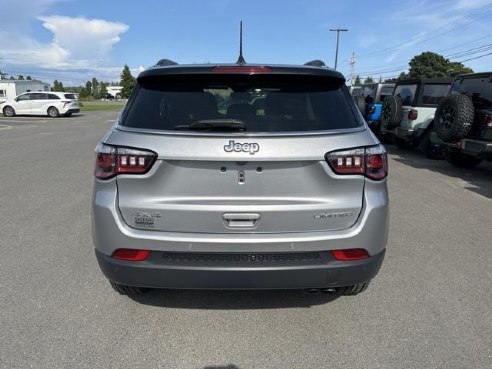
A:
304,60,326,67
155,59,178,66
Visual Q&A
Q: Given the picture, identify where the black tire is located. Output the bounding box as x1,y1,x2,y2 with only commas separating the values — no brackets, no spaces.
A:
394,137,419,150
109,281,148,295
444,149,483,168
47,107,59,118
381,95,403,129
419,128,443,159
435,94,474,142
354,95,366,114
336,282,370,296
3,106,15,117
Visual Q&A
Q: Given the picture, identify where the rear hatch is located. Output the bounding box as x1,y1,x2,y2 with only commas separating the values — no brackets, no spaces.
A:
398,81,450,128
112,66,374,234
64,93,79,108
450,75,492,139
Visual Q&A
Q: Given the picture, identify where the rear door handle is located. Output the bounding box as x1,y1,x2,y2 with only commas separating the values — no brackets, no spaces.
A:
222,213,261,228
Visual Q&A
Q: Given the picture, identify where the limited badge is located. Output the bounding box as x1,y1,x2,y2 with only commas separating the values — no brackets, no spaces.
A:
134,212,161,227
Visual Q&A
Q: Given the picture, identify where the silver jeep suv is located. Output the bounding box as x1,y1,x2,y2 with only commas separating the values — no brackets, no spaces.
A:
92,60,389,296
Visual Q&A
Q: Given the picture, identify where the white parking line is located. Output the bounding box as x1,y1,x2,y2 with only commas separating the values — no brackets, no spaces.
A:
0,120,47,124
0,124,12,130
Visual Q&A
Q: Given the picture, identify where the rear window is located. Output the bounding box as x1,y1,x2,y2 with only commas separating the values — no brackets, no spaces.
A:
350,87,361,97
422,84,450,105
64,93,77,100
379,86,394,102
450,77,492,108
122,74,362,132
394,84,417,106
361,85,376,99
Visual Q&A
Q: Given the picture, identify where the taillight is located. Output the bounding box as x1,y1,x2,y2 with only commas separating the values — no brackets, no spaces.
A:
486,114,492,128
212,66,271,74
94,144,157,180
112,249,150,261
408,109,418,120
331,249,369,261
325,145,388,181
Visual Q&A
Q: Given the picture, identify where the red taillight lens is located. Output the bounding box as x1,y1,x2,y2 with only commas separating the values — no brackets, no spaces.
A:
408,109,418,120
325,145,388,181
94,144,157,180
486,114,492,128
365,145,388,180
212,66,271,74
112,249,150,261
332,249,369,261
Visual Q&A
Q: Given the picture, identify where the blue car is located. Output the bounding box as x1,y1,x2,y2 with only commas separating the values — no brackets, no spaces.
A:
355,83,395,134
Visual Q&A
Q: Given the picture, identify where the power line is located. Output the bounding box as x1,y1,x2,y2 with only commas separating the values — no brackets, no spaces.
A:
344,2,492,63
348,40,492,79
455,50,492,62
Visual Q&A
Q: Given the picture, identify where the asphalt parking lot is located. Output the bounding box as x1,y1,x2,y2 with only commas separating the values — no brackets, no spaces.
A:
0,111,491,369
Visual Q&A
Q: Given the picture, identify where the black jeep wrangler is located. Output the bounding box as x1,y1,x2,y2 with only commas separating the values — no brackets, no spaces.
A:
432,73,492,168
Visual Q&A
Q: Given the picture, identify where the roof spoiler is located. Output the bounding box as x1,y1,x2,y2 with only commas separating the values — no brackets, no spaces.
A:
304,60,326,67
155,59,178,67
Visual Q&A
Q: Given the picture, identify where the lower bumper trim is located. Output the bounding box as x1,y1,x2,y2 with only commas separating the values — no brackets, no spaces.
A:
95,249,385,290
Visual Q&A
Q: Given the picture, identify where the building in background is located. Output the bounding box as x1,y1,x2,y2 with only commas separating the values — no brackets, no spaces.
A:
107,86,123,98
0,80,50,103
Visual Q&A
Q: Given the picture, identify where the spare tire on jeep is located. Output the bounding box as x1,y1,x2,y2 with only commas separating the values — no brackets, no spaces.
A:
381,95,403,129
354,95,366,114
434,94,474,142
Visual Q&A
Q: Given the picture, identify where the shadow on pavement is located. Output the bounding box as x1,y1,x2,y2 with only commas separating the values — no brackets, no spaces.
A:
129,289,339,310
203,365,240,369
386,145,492,200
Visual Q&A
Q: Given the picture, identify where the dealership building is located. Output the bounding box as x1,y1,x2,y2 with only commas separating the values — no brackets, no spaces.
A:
0,80,51,103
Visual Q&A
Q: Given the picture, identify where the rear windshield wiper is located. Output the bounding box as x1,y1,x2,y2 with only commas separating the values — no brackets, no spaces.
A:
174,119,246,131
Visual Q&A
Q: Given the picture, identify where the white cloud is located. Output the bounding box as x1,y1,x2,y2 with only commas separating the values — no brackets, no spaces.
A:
38,15,129,62
0,11,132,83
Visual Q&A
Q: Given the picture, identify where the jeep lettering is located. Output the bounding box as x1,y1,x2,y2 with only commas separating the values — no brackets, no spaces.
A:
224,140,260,154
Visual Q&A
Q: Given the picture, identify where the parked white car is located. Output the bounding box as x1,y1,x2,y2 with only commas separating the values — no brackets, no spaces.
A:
0,91,80,118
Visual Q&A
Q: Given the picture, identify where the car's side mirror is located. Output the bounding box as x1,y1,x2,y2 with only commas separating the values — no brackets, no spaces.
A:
14,98,19,102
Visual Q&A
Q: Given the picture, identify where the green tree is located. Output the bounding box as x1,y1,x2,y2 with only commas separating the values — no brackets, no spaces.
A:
408,51,474,79
448,62,473,76
364,76,374,84
120,65,135,98
353,75,361,86
100,82,108,95
91,77,100,97
52,80,65,92
85,81,93,96
26,76,32,80
18,75,24,80
9,76,15,80
398,71,409,80
79,88,89,98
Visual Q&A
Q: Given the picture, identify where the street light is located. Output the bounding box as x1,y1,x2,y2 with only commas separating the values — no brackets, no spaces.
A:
330,28,348,70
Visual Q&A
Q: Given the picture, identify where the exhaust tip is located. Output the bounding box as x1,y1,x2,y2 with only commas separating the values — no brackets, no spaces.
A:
321,288,336,294
305,288,320,294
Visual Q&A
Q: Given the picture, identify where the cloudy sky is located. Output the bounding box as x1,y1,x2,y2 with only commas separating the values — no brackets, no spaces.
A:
1,0,491,86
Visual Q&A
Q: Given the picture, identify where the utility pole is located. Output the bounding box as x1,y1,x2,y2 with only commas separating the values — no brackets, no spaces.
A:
349,52,356,84
330,28,348,70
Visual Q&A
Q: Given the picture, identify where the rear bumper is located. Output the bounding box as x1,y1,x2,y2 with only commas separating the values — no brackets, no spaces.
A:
457,139,492,157
394,127,426,139
431,133,492,159
66,108,80,114
95,249,385,289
